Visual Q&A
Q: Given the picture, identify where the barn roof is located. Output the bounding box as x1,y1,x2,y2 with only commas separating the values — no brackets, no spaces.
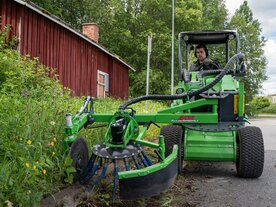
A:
14,0,136,71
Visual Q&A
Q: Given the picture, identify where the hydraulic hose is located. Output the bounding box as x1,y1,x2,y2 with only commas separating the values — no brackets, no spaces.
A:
119,53,244,110
197,69,224,79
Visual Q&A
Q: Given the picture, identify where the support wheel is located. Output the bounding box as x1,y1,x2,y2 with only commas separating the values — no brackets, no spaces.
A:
161,125,184,174
70,137,89,180
236,126,264,178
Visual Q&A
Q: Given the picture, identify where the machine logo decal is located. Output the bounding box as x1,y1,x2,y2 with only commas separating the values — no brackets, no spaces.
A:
171,116,199,123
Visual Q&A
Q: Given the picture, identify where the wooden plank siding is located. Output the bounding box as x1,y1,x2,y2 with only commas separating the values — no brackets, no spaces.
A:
0,0,131,99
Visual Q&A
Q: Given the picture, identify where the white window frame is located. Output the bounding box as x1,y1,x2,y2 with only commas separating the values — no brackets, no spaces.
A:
97,70,109,98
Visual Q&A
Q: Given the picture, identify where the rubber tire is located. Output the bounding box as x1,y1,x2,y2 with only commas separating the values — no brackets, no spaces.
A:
160,125,184,174
236,126,264,178
70,137,89,180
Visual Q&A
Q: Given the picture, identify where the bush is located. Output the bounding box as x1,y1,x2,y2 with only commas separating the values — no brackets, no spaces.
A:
260,103,276,114
245,103,258,117
250,96,270,110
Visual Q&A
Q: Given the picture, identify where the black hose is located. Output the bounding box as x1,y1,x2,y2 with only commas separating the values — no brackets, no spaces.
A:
119,53,244,110
197,69,224,79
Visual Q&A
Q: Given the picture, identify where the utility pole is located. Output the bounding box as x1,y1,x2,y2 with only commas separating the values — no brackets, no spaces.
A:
146,35,152,111
171,0,175,95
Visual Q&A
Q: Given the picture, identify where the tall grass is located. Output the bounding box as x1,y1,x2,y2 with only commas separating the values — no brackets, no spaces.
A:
0,32,78,205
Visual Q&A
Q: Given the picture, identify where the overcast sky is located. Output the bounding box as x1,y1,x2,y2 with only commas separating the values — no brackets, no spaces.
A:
225,0,276,95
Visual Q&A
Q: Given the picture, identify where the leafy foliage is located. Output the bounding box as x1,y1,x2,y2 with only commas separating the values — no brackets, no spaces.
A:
228,1,267,102
250,96,270,110
260,103,276,114
199,0,227,30
0,27,79,205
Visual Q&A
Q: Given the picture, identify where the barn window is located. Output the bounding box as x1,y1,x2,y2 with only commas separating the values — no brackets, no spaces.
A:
97,70,109,98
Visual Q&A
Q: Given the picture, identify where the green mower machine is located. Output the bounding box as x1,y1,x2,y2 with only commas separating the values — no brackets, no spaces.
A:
64,30,264,200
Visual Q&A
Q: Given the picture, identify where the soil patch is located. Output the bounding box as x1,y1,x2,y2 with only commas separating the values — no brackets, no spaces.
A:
40,163,200,207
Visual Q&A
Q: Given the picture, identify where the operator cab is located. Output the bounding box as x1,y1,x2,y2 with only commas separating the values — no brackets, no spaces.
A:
178,30,240,83
175,30,243,121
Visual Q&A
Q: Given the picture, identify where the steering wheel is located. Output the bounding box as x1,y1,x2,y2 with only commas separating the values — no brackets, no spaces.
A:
198,61,220,71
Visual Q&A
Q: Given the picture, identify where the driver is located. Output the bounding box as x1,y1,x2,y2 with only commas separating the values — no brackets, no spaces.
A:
190,44,220,71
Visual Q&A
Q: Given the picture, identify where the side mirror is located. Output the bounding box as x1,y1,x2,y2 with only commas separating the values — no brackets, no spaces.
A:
240,62,246,73
236,62,246,77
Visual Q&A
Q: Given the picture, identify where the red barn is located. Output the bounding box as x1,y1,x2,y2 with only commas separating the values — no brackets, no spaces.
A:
0,0,135,98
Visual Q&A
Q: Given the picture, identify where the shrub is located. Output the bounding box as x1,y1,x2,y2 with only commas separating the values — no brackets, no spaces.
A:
250,96,270,110
245,103,258,117
260,103,276,114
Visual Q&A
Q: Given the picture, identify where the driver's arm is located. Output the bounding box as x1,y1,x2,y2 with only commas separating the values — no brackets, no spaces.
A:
212,60,221,69
203,58,220,69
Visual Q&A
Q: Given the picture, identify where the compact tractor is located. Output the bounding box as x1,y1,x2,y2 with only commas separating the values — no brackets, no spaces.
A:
64,30,264,200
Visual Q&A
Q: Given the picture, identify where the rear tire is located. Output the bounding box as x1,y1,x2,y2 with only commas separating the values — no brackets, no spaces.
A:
161,125,184,174
236,126,264,178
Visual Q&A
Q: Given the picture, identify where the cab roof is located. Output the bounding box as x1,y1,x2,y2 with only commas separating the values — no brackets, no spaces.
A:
179,30,239,45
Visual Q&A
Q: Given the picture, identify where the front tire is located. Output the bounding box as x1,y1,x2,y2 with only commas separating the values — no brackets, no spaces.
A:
236,126,264,178
161,125,184,174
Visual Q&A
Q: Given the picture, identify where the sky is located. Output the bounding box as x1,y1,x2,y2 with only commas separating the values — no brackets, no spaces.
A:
225,0,276,95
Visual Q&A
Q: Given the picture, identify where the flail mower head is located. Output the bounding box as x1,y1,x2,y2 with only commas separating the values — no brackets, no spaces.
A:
65,99,179,200
64,30,264,200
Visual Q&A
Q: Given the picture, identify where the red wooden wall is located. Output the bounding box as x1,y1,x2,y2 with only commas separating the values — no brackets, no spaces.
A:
0,0,130,98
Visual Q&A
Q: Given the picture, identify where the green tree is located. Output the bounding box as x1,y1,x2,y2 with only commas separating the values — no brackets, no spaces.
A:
31,0,93,30
93,0,204,96
76,0,204,96
200,0,227,30
228,1,267,102
31,0,63,17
